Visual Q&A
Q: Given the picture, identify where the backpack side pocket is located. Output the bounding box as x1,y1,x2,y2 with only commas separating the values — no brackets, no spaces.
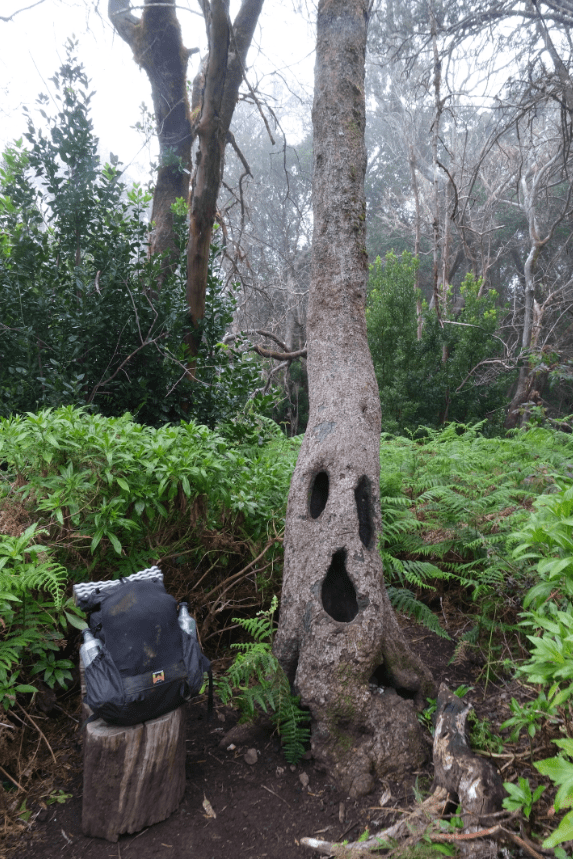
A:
181,630,210,696
83,646,125,724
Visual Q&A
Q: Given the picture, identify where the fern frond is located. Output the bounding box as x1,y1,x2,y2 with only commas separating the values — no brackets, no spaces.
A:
216,596,310,763
387,587,450,639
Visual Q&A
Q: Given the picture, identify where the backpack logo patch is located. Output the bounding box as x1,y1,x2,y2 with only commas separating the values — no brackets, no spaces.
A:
152,670,165,685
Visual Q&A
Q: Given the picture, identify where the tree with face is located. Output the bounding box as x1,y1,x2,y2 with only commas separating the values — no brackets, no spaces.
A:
273,0,435,798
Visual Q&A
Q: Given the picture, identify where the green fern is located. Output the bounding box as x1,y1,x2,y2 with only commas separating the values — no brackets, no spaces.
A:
387,587,451,639
216,597,310,763
0,524,81,704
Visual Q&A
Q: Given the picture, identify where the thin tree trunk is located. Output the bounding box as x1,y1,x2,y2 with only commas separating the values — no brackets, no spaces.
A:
408,143,424,340
186,0,264,357
108,0,194,271
274,0,434,799
505,164,560,428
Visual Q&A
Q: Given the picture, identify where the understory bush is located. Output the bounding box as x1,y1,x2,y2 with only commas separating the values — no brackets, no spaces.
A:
0,406,298,712
367,252,510,435
378,422,573,658
501,482,573,849
0,44,266,428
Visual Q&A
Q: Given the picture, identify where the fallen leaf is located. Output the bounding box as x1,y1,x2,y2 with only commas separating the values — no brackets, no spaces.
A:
202,795,216,818
379,788,392,807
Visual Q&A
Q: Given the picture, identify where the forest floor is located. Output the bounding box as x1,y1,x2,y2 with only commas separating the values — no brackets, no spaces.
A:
2,619,544,859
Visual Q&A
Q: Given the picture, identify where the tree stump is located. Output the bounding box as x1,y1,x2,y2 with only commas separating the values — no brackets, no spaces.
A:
80,659,186,841
433,684,504,817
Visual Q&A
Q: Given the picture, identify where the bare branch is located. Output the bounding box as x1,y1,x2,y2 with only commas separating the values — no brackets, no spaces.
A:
0,0,47,22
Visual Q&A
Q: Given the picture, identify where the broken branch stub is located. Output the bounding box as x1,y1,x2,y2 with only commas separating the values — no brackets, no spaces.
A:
433,684,505,817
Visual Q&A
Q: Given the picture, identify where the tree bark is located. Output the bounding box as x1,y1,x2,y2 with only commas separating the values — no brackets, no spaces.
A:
81,707,186,841
186,0,264,357
505,155,565,428
433,684,504,818
274,0,434,798
108,0,194,270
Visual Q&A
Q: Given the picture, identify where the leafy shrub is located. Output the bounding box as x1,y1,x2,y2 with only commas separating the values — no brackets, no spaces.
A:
504,477,573,850
0,407,296,570
513,482,573,611
535,740,573,849
367,253,509,435
378,423,573,651
0,43,266,428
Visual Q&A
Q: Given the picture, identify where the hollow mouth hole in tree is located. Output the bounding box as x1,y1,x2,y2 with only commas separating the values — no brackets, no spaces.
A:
354,475,373,548
369,664,418,701
321,549,358,623
309,470,329,519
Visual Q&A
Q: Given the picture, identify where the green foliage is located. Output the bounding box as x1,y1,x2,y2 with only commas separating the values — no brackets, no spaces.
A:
0,406,298,711
367,253,509,434
513,482,573,610
215,596,310,764
535,739,573,848
190,256,274,430
45,790,72,805
500,691,563,742
377,422,573,646
502,776,545,819
0,524,82,709
501,476,573,849
0,43,266,428
0,407,296,565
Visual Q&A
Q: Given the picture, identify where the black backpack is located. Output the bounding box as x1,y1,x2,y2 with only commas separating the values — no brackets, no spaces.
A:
76,573,212,726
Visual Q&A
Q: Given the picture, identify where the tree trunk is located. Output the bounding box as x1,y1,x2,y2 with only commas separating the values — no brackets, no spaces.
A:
505,163,559,428
274,0,434,799
186,0,264,357
108,0,194,270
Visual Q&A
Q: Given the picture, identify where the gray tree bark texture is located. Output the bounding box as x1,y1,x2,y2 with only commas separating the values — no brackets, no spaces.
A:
273,0,435,799
79,659,185,841
81,707,186,842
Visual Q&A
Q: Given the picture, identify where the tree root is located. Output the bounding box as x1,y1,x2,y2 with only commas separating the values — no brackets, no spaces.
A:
301,684,542,857
300,793,543,858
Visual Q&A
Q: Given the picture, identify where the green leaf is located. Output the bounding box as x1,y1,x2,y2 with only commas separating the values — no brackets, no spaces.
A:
109,533,123,555
542,810,573,849
431,843,457,856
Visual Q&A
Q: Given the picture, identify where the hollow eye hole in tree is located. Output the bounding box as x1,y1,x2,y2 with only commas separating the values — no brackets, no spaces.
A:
321,549,359,623
354,475,373,549
309,470,329,519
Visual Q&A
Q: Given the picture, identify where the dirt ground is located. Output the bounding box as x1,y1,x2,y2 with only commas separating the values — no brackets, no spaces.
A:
2,624,527,859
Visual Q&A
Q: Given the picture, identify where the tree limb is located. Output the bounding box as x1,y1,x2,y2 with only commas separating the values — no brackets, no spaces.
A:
0,0,46,22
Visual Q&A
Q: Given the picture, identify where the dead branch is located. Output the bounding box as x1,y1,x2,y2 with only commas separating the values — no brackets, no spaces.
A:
301,787,451,854
252,344,307,361
0,0,46,21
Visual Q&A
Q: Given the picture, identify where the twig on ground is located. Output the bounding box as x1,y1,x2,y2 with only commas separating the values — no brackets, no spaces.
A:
15,702,57,764
0,763,24,792
262,784,292,809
